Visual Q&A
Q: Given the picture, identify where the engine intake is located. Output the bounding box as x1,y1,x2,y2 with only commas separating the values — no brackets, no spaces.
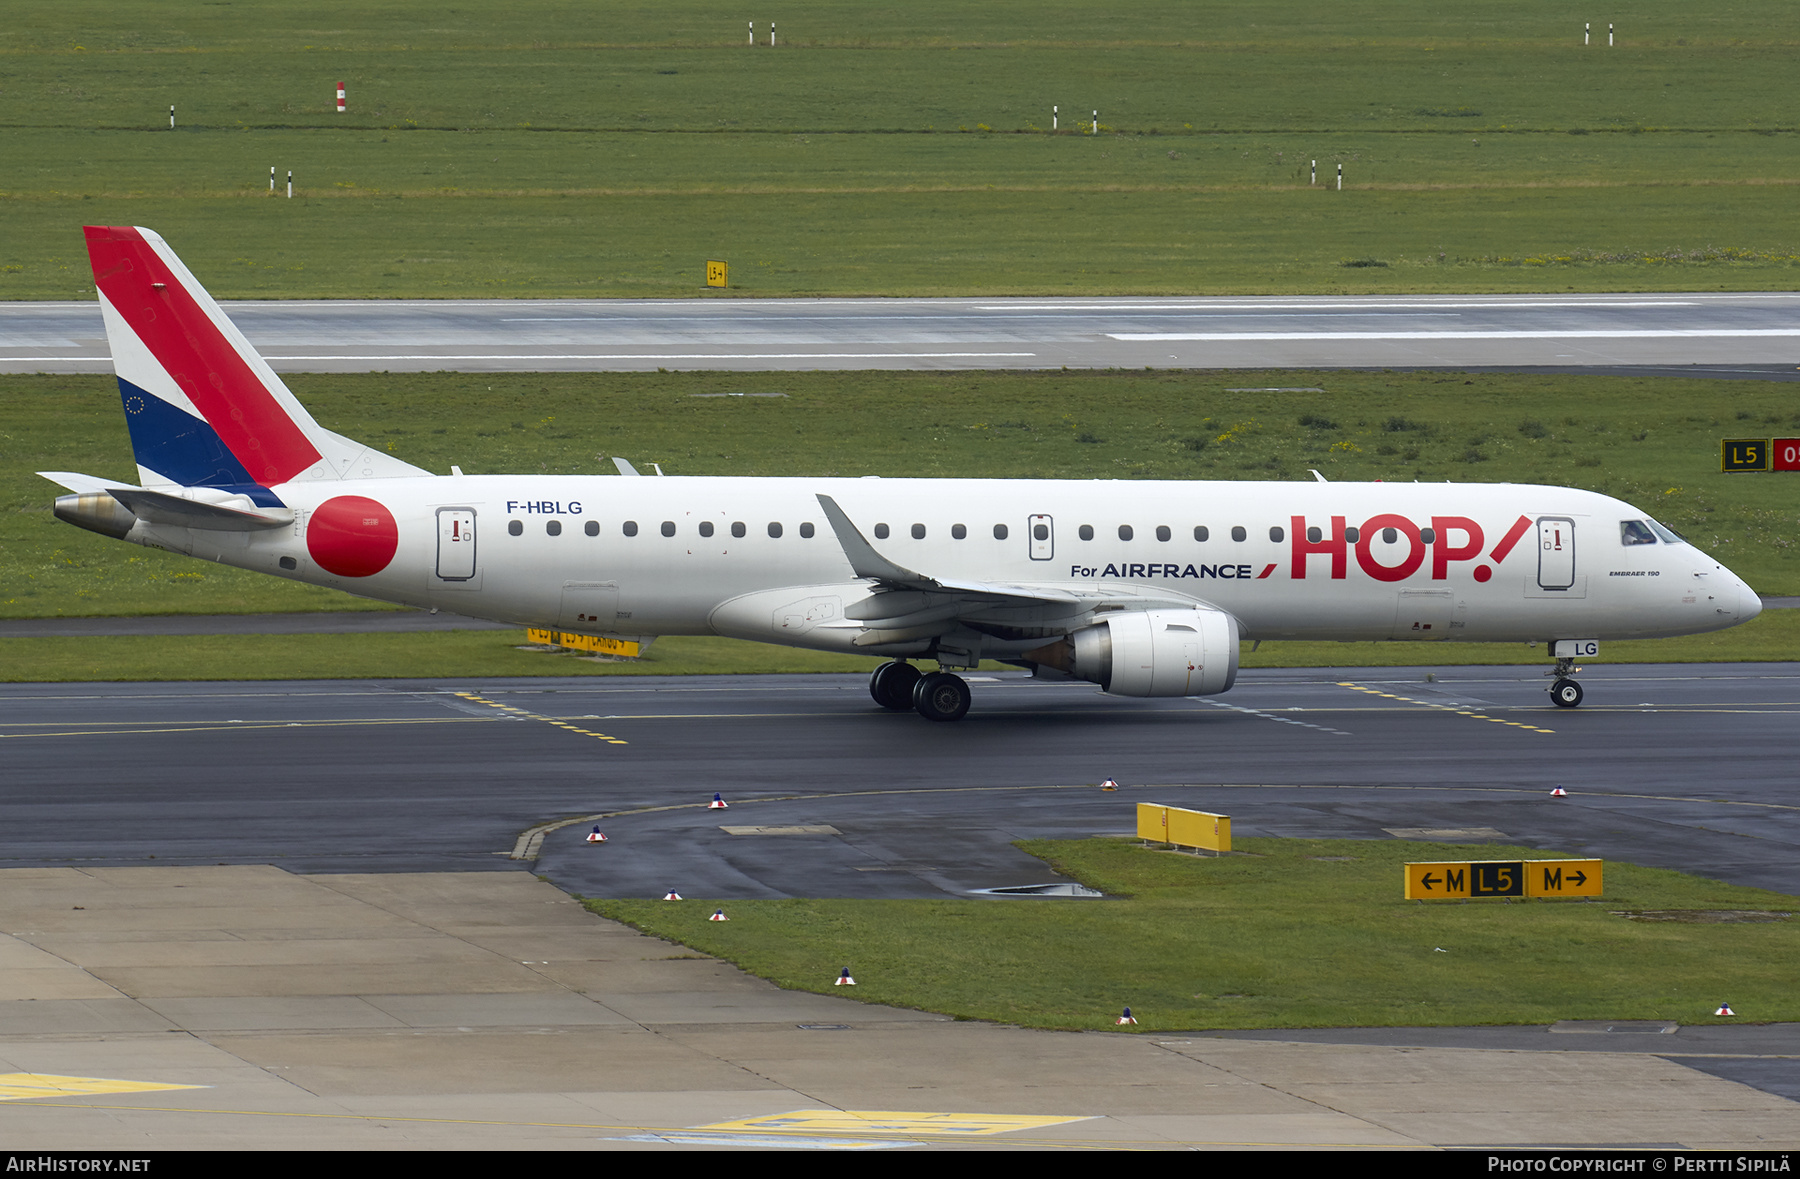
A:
1031,608,1239,697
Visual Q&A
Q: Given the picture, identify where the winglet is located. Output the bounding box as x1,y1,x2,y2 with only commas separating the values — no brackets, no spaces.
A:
815,494,936,587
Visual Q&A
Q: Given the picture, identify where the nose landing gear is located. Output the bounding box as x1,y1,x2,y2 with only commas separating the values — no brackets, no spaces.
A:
1547,655,1584,708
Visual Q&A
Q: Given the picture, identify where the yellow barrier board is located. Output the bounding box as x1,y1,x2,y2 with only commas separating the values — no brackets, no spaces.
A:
706,259,729,287
1137,803,1230,853
526,628,641,658
1405,859,1603,900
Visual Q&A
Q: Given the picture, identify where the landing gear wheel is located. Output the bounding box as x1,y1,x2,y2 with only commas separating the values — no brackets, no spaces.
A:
912,671,972,722
1550,678,1584,708
869,661,921,711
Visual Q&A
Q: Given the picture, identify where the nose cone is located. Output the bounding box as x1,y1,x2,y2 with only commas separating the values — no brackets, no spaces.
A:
1740,580,1764,624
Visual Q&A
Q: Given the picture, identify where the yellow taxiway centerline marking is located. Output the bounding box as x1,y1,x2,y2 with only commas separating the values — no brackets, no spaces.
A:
1336,682,1555,733
0,717,483,740
0,1073,205,1101
455,691,628,744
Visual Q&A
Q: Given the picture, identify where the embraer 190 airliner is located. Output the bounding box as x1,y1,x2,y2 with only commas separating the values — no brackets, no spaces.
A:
42,227,1761,720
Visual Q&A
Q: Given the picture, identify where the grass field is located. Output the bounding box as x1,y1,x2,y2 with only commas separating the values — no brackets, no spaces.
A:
5,1,1800,295
591,836,1800,1031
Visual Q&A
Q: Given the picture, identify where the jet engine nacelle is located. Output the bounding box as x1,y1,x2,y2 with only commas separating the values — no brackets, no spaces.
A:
1068,608,1240,697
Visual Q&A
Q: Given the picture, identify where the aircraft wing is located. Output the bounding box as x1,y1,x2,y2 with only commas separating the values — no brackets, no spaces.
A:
815,493,1211,646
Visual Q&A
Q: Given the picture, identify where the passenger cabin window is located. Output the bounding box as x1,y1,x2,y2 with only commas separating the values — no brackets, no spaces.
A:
1307,526,1322,543
585,521,600,537
623,521,639,537
547,520,562,536
1381,527,1397,544
699,521,715,538
1155,525,1171,542
1345,526,1361,542
951,524,966,540
661,521,676,537
768,522,783,538
1230,526,1247,542
731,521,746,538
993,524,1009,540
1268,526,1284,542
1079,525,1094,541
1118,524,1134,541
874,523,890,539
911,523,926,539
1033,523,1049,541
1420,527,1437,544
1621,520,1658,546
508,520,523,536
800,522,815,539
1194,526,1209,542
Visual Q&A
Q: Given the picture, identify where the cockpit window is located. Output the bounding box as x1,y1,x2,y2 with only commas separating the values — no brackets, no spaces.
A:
1620,520,1657,546
1646,518,1686,544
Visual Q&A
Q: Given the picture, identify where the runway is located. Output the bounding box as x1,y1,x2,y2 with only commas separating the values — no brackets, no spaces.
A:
6,293,1800,374
5,663,1795,897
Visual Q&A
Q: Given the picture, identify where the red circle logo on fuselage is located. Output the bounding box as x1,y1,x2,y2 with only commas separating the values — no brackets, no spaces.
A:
307,495,399,577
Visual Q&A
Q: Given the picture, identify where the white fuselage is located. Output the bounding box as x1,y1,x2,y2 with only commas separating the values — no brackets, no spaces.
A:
123,474,1759,661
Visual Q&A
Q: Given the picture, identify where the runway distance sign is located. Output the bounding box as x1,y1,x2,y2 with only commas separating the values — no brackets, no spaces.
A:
1405,859,1602,900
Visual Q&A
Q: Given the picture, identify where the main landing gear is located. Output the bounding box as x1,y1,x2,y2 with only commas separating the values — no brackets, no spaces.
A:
1547,655,1584,708
869,661,972,722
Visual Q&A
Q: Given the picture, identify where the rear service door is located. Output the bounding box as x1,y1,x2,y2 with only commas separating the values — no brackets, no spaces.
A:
436,508,477,581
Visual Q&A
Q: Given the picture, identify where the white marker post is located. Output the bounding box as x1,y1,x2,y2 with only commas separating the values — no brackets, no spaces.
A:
169,105,175,130
269,166,275,192
1311,159,1316,185
1609,23,1614,47
1053,105,1058,131
1337,163,1342,191
286,170,292,199
336,82,346,113
1585,22,1589,46
748,20,753,45
770,21,775,46
1092,109,1097,134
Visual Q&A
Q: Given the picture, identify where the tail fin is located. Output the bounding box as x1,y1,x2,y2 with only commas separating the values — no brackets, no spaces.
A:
84,226,427,504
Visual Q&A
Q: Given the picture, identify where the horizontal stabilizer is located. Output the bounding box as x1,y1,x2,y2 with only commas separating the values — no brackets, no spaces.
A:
38,471,130,495
106,486,294,531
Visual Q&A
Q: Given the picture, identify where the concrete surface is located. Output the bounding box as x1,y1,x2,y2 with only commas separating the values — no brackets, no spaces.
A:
0,866,1793,1150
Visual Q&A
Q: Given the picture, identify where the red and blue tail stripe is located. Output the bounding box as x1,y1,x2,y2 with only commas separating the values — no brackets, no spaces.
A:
85,226,325,500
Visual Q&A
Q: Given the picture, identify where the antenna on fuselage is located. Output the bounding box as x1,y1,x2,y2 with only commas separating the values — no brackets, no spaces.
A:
612,457,642,476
